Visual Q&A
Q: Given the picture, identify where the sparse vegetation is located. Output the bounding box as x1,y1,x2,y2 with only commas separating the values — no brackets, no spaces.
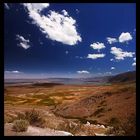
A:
4,81,136,136
38,98,56,106
12,119,29,132
119,87,129,92
60,121,80,134
5,113,17,123
78,118,98,124
58,121,96,136
93,107,105,116
107,108,112,111
108,117,120,126
106,115,136,136
5,115,14,123
32,83,63,87
24,109,46,128
99,100,106,105
121,115,136,136
77,124,95,136
17,112,26,120
104,91,113,96
96,114,104,118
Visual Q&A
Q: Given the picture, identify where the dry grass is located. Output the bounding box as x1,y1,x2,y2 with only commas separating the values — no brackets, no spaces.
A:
12,119,29,132
24,109,46,128
106,115,136,136
4,82,136,136
5,115,15,123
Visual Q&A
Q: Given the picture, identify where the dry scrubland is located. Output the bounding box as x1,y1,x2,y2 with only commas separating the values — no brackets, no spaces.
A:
4,82,136,136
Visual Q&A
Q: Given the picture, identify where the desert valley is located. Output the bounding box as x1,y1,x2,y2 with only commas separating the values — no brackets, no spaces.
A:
4,3,136,136
4,71,136,136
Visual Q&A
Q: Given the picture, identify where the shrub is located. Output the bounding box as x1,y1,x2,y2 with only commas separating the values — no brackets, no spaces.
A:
39,98,56,106
24,109,46,128
100,100,106,105
4,114,17,123
106,116,136,136
108,117,119,126
76,124,95,136
106,126,125,136
12,119,29,132
104,92,113,96
5,115,14,123
17,112,26,120
93,108,105,116
79,118,87,124
121,115,136,136
61,121,78,134
89,120,98,124
44,117,66,130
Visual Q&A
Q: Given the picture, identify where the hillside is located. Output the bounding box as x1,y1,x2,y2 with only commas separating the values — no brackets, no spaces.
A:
4,79,136,136
108,71,136,83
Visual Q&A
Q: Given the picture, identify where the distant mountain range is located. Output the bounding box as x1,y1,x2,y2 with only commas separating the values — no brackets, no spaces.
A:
80,71,136,84
107,71,136,83
5,71,136,86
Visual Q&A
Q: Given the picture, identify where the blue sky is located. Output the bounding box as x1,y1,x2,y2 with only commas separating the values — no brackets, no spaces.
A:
4,3,136,78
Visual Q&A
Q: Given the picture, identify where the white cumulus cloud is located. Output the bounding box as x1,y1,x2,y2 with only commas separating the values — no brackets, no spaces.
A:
133,57,136,61
119,32,133,43
62,10,68,16
110,58,114,61
24,3,50,12
132,62,136,66
22,3,82,45
110,47,134,60
75,56,83,59
107,37,118,44
90,42,105,52
16,35,30,49
87,53,105,60
65,51,69,54
77,70,90,74
132,57,136,66
111,67,115,70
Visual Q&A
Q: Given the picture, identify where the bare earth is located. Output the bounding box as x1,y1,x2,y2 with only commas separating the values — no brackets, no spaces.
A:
4,82,136,136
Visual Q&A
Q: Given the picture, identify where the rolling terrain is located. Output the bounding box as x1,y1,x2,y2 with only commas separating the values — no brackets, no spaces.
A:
4,71,136,136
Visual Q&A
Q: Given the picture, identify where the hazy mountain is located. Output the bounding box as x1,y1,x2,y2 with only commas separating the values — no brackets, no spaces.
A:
108,71,136,83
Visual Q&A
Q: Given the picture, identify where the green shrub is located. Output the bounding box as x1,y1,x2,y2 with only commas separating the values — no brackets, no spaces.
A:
13,119,29,132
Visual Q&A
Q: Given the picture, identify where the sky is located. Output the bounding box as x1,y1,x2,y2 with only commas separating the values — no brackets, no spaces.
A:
4,3,136,79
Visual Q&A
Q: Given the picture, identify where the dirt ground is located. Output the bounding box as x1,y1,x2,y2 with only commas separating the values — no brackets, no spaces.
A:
4,82,136,136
